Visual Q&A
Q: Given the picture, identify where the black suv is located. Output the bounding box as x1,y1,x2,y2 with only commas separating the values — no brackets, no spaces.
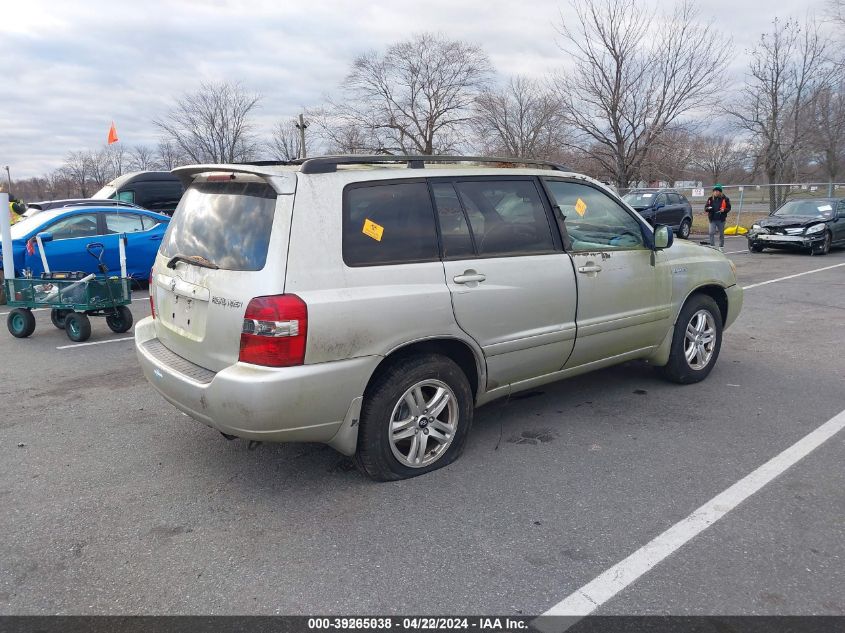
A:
622,189,694,239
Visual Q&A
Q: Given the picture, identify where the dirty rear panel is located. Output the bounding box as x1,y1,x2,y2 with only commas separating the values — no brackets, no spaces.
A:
151,173,295,372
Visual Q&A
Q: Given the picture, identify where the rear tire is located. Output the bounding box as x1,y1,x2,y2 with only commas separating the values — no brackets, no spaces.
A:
7,308,36,338
106,305,133,333
677,218,691,239
64,312,91,343
658,294,723,384
51,309,71,329
355,354,473,481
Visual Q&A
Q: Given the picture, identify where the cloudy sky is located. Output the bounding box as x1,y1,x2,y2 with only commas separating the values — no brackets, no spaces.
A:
0,0,828,178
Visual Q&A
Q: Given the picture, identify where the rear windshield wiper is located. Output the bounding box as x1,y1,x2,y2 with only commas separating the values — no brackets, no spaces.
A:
166,254,220,270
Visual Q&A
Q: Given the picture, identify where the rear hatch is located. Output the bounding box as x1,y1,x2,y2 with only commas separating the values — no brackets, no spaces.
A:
151,171,295,372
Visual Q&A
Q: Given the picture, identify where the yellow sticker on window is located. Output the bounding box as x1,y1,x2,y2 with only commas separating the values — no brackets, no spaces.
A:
362,218,384,241
575,198,587,216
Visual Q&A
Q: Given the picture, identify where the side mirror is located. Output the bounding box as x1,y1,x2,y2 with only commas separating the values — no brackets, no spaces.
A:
654,203,665,210
653,225,673,250
36,231,53,243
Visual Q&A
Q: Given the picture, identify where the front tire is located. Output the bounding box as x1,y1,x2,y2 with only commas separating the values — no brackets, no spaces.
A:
355,354,473,481
812,231,832,256
64,312,91,342
749,242,764,253
106,305,133,333
658,294,723,384
7,308,36,338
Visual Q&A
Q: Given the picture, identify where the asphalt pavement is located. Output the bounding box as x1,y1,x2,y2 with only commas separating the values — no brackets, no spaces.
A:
1,237,843,615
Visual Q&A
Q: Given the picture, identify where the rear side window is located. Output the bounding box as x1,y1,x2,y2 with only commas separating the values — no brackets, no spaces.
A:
343,182,439,266
105,212,145,233
453,180,555,256
160,181,276,271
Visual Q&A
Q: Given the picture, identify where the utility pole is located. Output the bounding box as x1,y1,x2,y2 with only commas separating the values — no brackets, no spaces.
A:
295,113,308,159
4,166,11,194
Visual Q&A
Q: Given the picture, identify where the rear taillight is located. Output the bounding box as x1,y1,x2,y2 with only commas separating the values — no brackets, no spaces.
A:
239,294,308,367
149,268,156,319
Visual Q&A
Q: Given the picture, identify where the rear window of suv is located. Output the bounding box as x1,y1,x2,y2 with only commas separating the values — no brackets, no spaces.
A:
343,182,439,266
160,181,276,271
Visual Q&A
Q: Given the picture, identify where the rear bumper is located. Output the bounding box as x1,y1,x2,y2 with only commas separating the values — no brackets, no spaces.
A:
134,317,381,445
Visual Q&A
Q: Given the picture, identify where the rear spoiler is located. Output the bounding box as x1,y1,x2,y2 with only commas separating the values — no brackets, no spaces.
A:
172,165,296,195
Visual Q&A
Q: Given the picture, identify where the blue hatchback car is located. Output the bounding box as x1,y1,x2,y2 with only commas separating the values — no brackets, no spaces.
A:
2,206,170,279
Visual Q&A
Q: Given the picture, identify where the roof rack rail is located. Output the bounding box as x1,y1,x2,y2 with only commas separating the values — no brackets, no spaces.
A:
296,155,570,174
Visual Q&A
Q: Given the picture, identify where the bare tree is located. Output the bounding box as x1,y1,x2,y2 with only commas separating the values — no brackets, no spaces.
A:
828,0,845,27
129,145,160,171
637,127,698,186
155,81,261,164
88,148,115,188
808,77,845,189
307,107,369,154
63,151,91,197
472,76,567,159
554,0,730,189
156,139,188,170
323,33,491,155
268,119,308,161
688,133,749,185
729,17,832,212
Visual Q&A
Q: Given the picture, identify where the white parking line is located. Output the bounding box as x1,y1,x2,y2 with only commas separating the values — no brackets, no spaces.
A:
541,408,845,618
742,263,845,290
0,296,148,317
56,336,134,350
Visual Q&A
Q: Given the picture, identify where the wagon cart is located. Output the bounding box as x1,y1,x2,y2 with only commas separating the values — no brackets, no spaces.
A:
4,243,133,342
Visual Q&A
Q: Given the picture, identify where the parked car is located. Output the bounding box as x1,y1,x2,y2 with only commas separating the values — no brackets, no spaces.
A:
622,189,694,239
92,171,185,215
746,198,845,255
22,199,143,219
2,205,170,279
135,156,742,481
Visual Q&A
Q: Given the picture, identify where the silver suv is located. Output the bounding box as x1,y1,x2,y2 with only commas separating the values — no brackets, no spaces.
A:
135,156,743,480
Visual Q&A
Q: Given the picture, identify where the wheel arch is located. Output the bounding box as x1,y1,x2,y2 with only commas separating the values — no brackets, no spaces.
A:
680,284,728,325
367,336,485,402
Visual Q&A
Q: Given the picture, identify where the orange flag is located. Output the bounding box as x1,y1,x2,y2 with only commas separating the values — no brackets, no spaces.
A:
107,121,119,144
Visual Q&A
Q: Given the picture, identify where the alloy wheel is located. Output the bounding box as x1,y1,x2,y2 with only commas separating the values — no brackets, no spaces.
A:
684,309,717,370
388,379,459,468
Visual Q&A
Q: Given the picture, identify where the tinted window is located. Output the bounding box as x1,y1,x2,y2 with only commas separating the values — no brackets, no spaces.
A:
138,182,184,207
453,180,555,256
668,193,682,204
116,190,135,203
47,213,100,240
431,182,474,258
343,182,438,266
160,181,276,271
544,180,646,251
105,212,145,233
654,193,668,207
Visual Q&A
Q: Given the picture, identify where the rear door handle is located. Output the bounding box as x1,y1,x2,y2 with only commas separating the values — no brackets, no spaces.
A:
453,272,487,284
577,264,602,274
